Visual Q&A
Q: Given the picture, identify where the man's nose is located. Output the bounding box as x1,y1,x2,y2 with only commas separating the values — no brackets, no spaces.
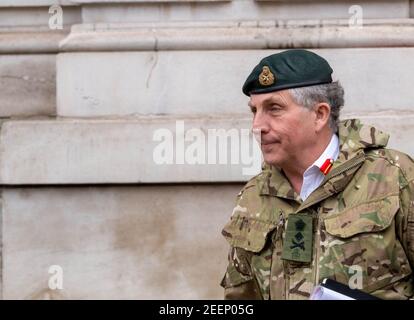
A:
252,111,270,134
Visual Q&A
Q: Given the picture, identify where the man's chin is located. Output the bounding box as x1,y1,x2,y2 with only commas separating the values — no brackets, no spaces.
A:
262,155,282,167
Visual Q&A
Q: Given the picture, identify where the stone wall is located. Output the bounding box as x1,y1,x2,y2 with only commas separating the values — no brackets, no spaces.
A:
1,0,414,299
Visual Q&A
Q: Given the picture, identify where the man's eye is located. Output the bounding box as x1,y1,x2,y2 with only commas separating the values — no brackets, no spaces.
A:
250,108,257,114
270,106,281,112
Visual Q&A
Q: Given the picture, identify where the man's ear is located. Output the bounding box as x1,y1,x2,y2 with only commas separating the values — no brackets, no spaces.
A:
313,103,331,132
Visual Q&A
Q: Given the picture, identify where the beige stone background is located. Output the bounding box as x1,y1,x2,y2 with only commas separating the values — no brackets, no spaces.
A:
0,0,414,299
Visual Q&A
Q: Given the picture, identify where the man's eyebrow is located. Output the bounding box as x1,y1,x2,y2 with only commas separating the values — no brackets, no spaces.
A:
263,96,284,105
248,96,285,109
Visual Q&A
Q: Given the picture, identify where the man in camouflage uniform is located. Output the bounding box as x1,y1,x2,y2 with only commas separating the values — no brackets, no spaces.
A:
220,49,414,299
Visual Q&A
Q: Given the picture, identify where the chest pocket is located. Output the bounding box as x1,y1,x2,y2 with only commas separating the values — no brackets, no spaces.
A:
321,195,412,295
222,216,277,299
222,216,277,253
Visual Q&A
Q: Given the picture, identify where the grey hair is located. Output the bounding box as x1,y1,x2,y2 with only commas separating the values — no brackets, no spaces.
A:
289,81,345,133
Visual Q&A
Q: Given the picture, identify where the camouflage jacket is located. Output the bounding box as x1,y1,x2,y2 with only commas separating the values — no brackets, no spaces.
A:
221,119,414,300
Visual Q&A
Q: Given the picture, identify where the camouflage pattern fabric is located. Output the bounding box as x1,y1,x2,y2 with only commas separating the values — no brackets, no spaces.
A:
221,119,414,300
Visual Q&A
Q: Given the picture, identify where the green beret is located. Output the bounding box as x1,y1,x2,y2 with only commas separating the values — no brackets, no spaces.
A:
242,49,333,96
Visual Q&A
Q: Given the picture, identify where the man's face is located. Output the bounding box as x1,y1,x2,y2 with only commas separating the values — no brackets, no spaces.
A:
249,89,318,168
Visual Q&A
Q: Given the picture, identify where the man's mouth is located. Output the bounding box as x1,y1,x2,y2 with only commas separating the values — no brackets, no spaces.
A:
260,141,280,152
261,140,280,146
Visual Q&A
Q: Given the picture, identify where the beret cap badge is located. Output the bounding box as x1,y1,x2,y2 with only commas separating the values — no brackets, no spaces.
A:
258,66,275,86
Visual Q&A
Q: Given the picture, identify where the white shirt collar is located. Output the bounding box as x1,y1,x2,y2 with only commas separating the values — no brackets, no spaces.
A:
304,134,339,174
300,134,339,200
